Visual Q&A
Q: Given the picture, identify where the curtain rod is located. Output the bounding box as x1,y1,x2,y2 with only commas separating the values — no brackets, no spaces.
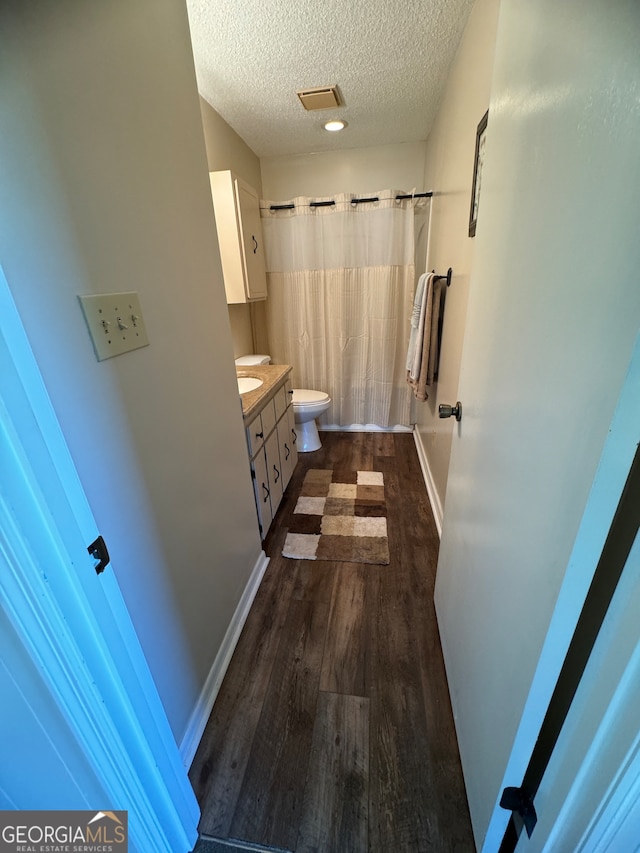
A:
266,191,433,212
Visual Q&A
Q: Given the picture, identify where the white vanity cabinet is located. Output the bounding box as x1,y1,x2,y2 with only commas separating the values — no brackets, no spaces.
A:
245,377,298,539
209,170,267,304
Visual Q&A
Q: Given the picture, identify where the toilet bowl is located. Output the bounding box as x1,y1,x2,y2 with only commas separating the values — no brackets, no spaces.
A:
292,389,331,452
234,355,330,452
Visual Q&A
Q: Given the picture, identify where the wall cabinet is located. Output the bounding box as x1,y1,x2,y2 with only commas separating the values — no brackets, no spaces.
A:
245,377,297,538
209,170,267,304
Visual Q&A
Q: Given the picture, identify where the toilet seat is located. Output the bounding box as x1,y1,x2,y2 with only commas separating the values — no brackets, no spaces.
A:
292,389,330,407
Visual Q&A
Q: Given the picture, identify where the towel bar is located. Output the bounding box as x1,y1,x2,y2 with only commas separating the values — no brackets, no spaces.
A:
433,267,453,287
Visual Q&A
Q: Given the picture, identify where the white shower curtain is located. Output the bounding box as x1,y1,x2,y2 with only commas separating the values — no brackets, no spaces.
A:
260,191,428,428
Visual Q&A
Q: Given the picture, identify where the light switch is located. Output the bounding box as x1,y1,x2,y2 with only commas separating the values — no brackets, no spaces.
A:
78,292,149,361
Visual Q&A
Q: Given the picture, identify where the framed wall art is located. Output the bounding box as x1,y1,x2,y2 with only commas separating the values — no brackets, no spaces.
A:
469,109,488,237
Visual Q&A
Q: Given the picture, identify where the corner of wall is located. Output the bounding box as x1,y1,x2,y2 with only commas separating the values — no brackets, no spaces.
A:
414,0,501,525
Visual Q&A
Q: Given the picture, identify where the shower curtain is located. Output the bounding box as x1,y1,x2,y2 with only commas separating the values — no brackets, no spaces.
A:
260,191,428,428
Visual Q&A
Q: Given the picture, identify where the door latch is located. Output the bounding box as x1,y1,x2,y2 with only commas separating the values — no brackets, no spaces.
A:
87,535,110,575
500,786,537,838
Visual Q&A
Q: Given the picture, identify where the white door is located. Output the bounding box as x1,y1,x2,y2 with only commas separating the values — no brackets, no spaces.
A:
433,0,640,849
0,272,199,851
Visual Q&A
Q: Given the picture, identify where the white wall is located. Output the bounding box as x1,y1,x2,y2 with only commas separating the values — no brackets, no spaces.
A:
434,0,640,847
415,0,501,527
261,141,427,200
0,1,262,740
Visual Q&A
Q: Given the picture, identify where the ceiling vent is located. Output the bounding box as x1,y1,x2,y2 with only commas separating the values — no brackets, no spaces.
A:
296,85,342,111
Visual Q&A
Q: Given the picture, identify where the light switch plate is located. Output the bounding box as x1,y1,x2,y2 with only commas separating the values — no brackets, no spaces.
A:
79,292,149,361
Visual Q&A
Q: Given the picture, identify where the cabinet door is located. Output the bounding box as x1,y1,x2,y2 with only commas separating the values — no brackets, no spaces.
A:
286,404,298,476
209,170,267,304
264,428,283,516
236,180,267,301
251,447,272,538
278,408,297,491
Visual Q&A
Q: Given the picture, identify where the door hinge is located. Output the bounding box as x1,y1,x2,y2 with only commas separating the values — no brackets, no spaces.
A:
87,535,110,575
500,786,537,838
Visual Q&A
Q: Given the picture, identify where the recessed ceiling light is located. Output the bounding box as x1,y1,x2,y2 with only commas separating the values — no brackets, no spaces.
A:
324,119,346,132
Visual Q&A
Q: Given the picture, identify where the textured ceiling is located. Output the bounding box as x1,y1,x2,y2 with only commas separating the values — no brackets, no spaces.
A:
185,0,475,158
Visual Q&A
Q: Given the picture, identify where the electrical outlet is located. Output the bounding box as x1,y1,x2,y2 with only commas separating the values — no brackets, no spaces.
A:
79,292,149,361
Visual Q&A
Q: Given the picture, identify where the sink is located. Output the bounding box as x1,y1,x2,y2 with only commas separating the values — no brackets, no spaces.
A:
237,376,263,395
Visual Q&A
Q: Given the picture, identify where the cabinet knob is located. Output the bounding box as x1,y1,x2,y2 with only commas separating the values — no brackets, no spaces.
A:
273,464,280,484
291,428,297,444
255,430,263,439
284,443,290,460
252,235,258,254
261,482,270,502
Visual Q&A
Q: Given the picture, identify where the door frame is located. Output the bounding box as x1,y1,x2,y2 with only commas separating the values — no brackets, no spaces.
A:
0,269,199,851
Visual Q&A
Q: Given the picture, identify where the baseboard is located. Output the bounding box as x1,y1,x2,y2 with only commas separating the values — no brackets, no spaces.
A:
412,427,443,537
179,550,270,769
319,423,413,433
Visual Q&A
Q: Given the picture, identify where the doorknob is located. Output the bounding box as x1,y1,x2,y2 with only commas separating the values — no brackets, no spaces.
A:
439,401,462,422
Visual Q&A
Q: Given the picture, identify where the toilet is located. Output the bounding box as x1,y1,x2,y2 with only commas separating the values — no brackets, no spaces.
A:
235,355,331,452
290,388,331,452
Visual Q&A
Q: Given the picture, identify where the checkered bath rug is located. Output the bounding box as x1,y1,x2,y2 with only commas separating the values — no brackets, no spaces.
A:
282,468,389,565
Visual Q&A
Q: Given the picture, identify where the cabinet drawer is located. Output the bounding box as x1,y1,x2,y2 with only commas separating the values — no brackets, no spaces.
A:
246,411,265,457
260,397,277,439
284,376,293,407
274,384,288,422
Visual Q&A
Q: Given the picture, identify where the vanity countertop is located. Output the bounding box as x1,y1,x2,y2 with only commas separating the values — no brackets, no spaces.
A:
237,363,293,422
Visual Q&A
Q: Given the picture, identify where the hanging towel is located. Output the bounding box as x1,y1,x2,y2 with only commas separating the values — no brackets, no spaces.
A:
407,273,446,401
406,272,430,380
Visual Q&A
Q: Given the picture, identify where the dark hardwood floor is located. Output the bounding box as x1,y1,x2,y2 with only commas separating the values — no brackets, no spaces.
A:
190,432,474,853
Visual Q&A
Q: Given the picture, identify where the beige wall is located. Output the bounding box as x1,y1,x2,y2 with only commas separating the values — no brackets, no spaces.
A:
258,142,429,360
199,96,262,189
199,97,262,359
261,140,427,199
415,0,502,528
0,1,262,740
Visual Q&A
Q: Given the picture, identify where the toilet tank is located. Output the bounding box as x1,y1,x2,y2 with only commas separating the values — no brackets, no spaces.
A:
235,354,271,366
